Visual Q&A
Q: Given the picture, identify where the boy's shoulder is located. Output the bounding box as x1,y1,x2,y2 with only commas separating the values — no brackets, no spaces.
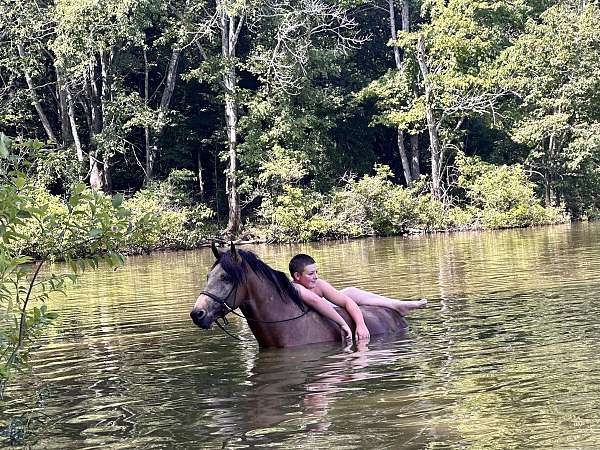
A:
314,278,333,296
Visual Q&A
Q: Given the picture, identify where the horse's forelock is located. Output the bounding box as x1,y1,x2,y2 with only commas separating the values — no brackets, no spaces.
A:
216,251,246,286
218,249,306,311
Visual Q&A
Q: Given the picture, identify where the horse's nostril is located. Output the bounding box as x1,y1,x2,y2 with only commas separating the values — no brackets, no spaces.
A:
190,309,206,323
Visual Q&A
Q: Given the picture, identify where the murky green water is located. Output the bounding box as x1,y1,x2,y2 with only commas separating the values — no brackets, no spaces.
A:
3,223,600,448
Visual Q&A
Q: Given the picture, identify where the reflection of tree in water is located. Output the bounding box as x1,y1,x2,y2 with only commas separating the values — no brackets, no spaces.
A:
426,224,600,448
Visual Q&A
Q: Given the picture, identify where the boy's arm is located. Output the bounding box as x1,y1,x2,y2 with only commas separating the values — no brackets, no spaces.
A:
295,285,352,343
317,280,370,342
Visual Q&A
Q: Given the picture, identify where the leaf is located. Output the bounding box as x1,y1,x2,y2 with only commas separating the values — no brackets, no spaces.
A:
66,274,78,283
68,195,79,209
16,210,32,219
14,174,27,189
116,253,126,266
88,228,103,238
112,193,124,208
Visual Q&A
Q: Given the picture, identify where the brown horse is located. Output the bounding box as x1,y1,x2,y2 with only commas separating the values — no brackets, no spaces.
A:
190,243,408,348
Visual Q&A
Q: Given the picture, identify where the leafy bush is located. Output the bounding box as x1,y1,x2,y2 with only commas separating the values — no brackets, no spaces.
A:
7,185,130,260
256,185,327,242
326,165,417,236
123,169,216,252
256,165,449,241
255,159,568,241
456,152,566,228
1,137,135,401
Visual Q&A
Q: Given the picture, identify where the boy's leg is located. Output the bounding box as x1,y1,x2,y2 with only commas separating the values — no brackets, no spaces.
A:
340,287,427,316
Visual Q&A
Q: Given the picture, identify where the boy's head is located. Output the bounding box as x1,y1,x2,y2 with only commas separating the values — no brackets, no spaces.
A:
289,254,315,279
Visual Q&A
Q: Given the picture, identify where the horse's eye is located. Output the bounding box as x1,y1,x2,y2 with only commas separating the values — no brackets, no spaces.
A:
221,274,231,283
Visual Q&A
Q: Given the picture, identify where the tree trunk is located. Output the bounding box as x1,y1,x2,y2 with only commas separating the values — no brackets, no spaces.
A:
416,33,442,200
17,44,57,143
220,5,244,236
402,0,422,179
397,129,412,186
223,67,240,236
99,48,113,120
89,156,104,191
159,48,181,117
55,66,73,147
143,47,153,184
388,0,402,68
543,169,552,206
144,47,182,184
197,146,204,199
88,59,102,134
410,133,420,179
546,133,556,207
388,0,412,186
87,56,109,192
56,62,84,167
401,0,410,34
65,85,84,163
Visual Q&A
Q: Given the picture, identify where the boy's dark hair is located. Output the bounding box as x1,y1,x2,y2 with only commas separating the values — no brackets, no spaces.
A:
289,254,315,277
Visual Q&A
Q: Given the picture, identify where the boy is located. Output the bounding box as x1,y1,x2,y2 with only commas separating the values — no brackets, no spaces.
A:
289,254,427,343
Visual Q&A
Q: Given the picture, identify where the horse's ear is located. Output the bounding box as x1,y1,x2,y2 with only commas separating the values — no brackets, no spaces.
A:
211,241,221,260
230,241,241,263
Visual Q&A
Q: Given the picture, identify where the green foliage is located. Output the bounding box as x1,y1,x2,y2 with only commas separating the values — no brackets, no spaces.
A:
0,139,138,401
325,165,444,236
123,169,216,252
256,159,568,241
4,184,131,261
499,2,600,214
238,83,346,195
3,0,595,234
455,152,565,228
256,185,327,242
256,165,448,241
357,68,424,132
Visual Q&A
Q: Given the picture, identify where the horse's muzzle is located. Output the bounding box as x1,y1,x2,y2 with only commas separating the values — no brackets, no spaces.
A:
190,308,214,329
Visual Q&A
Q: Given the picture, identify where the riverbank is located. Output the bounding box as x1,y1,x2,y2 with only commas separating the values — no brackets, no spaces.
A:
115,158,568,253
15,158,569,260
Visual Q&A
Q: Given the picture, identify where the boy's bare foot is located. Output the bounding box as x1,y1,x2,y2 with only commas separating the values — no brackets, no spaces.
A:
394,298,427,316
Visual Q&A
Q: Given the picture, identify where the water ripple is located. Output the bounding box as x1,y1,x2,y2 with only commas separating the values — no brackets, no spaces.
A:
3,224,600,448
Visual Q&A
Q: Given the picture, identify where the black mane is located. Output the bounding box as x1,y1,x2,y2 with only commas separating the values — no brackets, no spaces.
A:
217,250,306,311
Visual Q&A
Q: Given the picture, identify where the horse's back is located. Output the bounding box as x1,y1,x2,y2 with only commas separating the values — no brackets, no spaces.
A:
338,306,409,336
252,306,408,348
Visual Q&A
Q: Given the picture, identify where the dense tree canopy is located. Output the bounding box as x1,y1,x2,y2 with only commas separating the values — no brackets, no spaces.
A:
1,0,599,238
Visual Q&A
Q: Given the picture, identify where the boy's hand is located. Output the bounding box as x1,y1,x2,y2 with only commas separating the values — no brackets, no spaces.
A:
355,323,370,342
340,324,353,343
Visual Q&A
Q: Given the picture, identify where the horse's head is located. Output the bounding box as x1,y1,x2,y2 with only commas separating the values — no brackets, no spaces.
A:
190,242,246,329
191,243,308,336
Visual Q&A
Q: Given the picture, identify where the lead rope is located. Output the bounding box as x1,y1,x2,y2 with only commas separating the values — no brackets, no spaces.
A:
215,317,243,341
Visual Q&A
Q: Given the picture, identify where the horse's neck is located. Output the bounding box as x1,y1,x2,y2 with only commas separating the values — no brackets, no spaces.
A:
242,272,299,320
240,272,302,347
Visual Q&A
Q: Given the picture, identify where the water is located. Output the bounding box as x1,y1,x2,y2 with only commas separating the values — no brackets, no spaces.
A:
2,223,600,448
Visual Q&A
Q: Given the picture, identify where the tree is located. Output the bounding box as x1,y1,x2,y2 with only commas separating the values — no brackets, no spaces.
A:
186,0,365,235
0,135,135,399
387,0,417,186
500,1,600,212
410,0,526,200
240,0,366,189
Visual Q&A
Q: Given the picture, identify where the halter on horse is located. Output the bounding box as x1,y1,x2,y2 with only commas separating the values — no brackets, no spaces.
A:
190,243,408,348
